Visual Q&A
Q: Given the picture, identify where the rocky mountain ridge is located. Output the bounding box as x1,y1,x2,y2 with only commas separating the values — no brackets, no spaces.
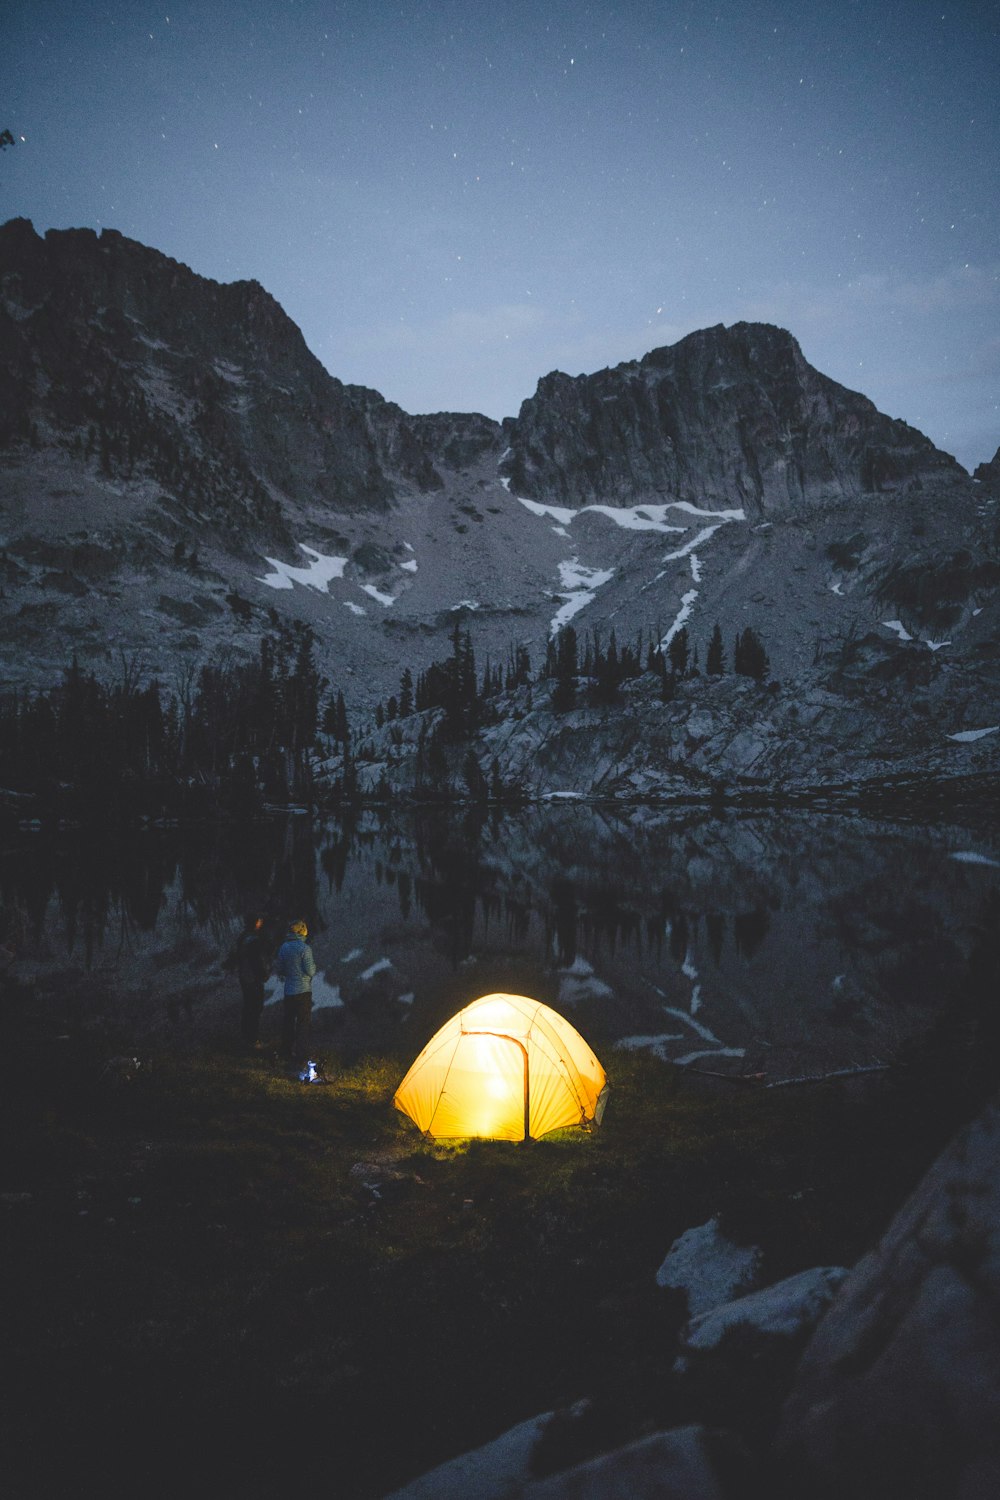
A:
501,320,961,516
2,217,999,788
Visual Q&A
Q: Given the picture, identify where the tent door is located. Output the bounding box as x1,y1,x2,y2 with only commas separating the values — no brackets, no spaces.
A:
465,1030,532,1142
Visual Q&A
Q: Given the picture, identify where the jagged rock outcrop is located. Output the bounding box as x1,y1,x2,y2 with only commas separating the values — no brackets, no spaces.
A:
0,218,493,525
409,410,503,471
974,445,1000,494
502,323,961,517
774,1095,1000,1500
383,1096,1000,1500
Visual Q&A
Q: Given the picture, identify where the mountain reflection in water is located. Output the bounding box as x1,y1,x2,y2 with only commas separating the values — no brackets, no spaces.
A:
4,805,997,1082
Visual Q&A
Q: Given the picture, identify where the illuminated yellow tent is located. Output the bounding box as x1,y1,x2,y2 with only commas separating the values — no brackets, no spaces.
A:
394,993,609,1142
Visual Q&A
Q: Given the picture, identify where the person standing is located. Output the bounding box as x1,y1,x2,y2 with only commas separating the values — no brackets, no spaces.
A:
235,913,270,1049
275,918,316,1069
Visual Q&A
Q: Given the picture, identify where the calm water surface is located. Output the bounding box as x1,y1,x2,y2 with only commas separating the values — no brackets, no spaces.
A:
5,804,998,1081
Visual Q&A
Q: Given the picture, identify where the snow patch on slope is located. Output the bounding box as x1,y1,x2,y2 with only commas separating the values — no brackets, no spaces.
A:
661,526,723,564
948,725,999,743
550,560,615,634
882,619,913,641
360,584,395,608
258,545,347,592
661,590,699,648
513,494,744,535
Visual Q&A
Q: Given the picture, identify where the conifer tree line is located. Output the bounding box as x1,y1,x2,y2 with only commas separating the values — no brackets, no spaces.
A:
365,621,533,743
0,621,328,819
537,620,768,714
1,610,770,818
351,615,769,802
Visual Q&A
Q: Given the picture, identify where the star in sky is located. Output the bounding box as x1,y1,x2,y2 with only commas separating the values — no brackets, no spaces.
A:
5,0,999,469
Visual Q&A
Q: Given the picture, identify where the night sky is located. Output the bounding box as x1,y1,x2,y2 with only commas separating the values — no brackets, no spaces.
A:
6,0,999,471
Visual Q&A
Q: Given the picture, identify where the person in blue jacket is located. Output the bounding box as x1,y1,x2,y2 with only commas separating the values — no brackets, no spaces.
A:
275,918,316,1068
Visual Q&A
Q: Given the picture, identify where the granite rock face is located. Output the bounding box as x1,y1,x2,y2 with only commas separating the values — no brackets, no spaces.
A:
466,665,1000,800
973,444,1000,493
775,1096,1000,1500
0,217,492,526
502,323,960,517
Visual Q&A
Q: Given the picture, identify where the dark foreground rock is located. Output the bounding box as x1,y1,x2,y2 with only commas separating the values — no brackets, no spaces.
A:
383,1094,1000,1500
383,1418,743,1500
522,1427,743,1500
774,1095,1000,1500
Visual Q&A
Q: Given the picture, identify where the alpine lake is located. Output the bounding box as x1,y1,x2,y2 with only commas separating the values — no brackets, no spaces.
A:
4,800,999,1496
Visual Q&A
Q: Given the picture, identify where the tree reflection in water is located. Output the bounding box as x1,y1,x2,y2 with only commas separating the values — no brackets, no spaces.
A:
2,804,997,1080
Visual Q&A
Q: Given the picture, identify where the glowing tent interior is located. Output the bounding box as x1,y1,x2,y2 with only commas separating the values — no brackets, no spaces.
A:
394,993,609,1142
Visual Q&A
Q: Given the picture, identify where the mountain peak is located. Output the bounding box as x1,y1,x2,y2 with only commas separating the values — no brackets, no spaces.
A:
504,318,959,515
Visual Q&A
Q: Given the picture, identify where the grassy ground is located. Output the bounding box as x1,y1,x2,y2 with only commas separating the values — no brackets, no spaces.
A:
1,980,991,1500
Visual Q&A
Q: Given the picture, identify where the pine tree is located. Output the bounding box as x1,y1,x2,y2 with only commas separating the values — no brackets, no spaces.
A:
398,667,414,718
321,687,349,744
734,627,769,682
441,619,478,739
551,626,578,712
668,626,689,678
591,627,624,705
544,635,558,679
707,623,726,676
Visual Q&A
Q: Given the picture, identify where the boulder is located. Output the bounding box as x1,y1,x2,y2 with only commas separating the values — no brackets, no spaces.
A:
384,1418,743,1500
522,1426,738,1500
678,1266,848,1366
656,1217,763,1316
381,1409,559,1500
